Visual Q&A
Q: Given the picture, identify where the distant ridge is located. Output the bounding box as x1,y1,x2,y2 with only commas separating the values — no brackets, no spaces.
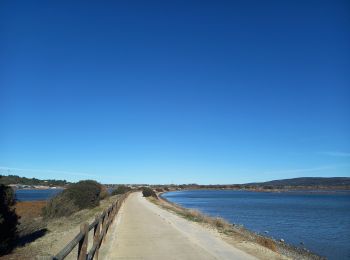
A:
247,177,350,187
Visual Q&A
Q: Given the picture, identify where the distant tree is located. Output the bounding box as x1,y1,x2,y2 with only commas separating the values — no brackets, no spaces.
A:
263,185,273,190
0,184,19,255
111,185,131,195
142,187,157,198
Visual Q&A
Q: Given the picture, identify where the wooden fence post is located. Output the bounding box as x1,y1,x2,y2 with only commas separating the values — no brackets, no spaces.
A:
93,215,101,260
51,194,130,260
78,223,88,260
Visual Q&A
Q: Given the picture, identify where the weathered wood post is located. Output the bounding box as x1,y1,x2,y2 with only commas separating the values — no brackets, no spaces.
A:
78,223,88,260
93,215,101,260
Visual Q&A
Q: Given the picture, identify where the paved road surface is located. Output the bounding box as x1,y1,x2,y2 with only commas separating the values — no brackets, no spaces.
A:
100,192,257,260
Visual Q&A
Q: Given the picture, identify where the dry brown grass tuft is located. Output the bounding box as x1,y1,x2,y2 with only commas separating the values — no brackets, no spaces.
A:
180,208,230,230
257,236,277,252
182,209,204,222
211,217,227,228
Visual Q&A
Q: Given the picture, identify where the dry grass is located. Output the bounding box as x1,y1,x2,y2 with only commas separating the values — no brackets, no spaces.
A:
148,196,279,253
150,197,232,230
182,209,204,221
14,201,48,248
15,201,47,220
212,217,227,228
1,195,122,260
181,209,229,229
257,236,277,252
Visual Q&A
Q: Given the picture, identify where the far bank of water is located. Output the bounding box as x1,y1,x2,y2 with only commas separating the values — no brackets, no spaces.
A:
15,189,63,201
162,190,350,260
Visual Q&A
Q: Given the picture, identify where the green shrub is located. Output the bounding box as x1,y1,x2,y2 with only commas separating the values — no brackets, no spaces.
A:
0,184,19,255
142,187,157,198
43,180,106,218
111,185,131,195
155,188,163,192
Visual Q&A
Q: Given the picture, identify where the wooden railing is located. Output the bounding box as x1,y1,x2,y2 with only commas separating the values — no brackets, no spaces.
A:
51,193,129,260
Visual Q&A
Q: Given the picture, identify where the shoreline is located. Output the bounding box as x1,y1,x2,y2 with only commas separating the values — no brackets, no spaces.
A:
12,186,65,190
155,191,324,260
163,187,350,194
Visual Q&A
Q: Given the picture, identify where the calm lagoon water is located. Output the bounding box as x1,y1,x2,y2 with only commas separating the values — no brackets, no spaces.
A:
163,190,350,260
15,189,63,201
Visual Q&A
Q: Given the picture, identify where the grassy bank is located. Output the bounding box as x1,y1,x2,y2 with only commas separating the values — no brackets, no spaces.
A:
1,195,122,260
148,193,324,260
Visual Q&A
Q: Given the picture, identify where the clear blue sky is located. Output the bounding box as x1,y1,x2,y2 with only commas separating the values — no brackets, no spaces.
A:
0,0,349,184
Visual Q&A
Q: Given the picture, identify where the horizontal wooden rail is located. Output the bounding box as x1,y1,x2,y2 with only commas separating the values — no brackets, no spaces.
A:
51,192,129,260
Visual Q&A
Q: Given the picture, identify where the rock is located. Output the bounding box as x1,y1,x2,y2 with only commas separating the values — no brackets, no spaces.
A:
264,230,269,234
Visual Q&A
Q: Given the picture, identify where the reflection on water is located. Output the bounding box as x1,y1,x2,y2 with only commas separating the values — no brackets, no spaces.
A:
15,189,63,201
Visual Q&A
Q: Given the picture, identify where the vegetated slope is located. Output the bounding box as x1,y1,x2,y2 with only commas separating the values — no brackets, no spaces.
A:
3,195,121,260
247,177,350,187
43,180,109,218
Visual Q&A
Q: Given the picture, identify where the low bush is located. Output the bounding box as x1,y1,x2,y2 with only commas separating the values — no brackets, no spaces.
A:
142,187,157,198
111,185,131,195
43,180,106,218
0,184,19,255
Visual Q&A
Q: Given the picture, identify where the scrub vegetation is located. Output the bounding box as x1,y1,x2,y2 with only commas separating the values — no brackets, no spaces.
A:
42,180,109,218
0,184,19,255
142,187,157,198
111,185,131,195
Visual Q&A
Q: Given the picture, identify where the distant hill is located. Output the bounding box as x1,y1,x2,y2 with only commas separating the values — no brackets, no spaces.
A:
0,174,69,187
247,177,350,187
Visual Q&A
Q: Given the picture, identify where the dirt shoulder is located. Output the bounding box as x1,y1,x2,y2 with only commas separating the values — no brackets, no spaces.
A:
152,193,324,260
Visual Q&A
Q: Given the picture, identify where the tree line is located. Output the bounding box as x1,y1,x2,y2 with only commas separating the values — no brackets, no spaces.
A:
0,174,69,187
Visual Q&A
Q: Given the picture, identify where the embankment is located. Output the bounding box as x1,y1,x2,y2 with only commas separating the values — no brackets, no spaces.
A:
154,193,324,260
1,195,122,260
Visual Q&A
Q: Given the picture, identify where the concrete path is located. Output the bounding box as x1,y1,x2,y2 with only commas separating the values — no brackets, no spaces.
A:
100,192,257,260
